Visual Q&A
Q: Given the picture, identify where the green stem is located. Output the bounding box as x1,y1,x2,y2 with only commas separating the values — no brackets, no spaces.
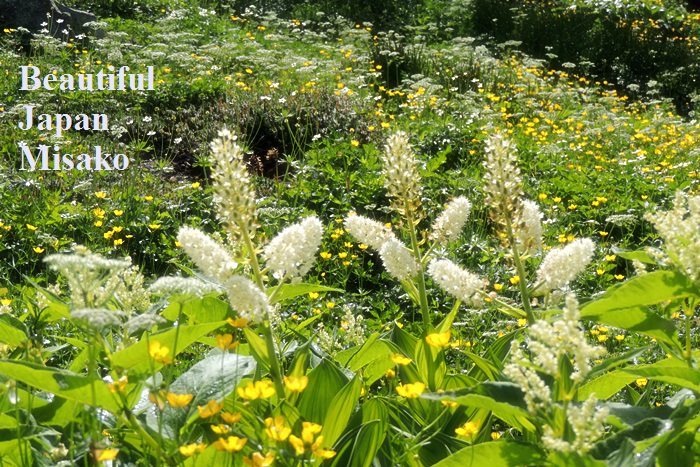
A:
405,203,431,331
262,323,286,399
504,217,535,324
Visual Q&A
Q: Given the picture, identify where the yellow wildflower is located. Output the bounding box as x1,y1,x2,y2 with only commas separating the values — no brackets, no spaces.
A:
148,341,172,364
265,416,291,441
425,331,451,348
167,392,194,408
284,375,309,393
395,382,425,398
197,399,223,418
455,421,479,438
214,436,247,452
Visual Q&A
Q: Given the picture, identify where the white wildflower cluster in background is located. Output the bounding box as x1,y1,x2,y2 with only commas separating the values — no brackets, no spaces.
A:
427,259,484,305
382,131,422,214
209,128,258,245
504,295,608,455
225,276,270,323
644,192,700,282
344,214,395,250
378,238,419,281
263,216,323,280
44,246,131,309
149,276,222,297
483,133,524,237
535,238,595,293
430,196,471,245
176,227,237,283
516,200,543,254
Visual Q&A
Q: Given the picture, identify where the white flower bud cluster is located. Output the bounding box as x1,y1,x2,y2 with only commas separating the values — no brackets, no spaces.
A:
427,258,483,305
483,133,524,236
516,200,543,253
226,276,270,323
430,196,471,245
177,227,238,283
644,192,700,282
45,247,131,309
263,216,323,280
344,214,395,250
209,128,258,244
71,308,125,329
378,238,419,281
535,238,595,293
149,276,222,296
382,131,422,213
503,342,552,413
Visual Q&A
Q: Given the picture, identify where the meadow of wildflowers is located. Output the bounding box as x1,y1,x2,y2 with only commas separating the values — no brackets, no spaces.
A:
0,0,699,465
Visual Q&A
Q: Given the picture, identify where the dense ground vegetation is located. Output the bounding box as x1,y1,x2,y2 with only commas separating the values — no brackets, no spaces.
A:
0,0,699,465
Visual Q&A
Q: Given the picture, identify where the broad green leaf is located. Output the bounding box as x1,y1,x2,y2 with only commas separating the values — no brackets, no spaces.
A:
242,328,270,372
465,350,499,381
347,421,385,467
269,283,342,303
297,359,348,423
581,270,696,315
578,370,637,401
426,382,535,432
623,362,700,392
161,295,228,323
415,339,445,390
581,306,678,348
615,250,657,265
433,441,545,467
0,360,119,413
437,301,461,333
335,334,395,385
111,322,223,372
0,315,27,346
322,376,362,447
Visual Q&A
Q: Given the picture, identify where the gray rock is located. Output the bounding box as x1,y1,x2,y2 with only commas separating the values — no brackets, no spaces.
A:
0,0,97,37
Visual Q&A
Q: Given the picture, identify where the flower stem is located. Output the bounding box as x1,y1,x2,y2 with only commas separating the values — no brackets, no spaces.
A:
505,216,535,324
405,203,431,331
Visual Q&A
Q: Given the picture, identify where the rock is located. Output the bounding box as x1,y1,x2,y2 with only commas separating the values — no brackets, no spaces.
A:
0,0,97,37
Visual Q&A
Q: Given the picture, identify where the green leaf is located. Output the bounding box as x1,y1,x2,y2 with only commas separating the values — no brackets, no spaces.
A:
0,315,27,346
622,361,700,392
297,359,349,423
111,322,223,372
322,376,362,447
432,441,545,467
242,328,270,372
0,360,119,413
581,306,678,348
615,250,657,265
335,334,395,385
269,283,342,303
578,370,637,401
581,270,695,315
347,420,385,467
426,382,535,432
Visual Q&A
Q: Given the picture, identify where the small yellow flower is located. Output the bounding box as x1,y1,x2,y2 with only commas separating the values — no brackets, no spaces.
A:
93,207,106,218
614,274,625,280
227,316,250,328
26,224,37,231
385,369,396,379
221,412,242,424
358,243,368,250
391,354,412,365
95,448,119,462
517,318,527,327
94,191,107,199
197,399,223,418
351,140,360,147
636,378,648,388
167,392,194,408
493,283,503,291
509,275,520,285
265,416,291,441
113,210,124,216
320,251,332,260
179,443,206,457
455,421,479,438
605,254,616,262
0,299,11,306
107,376,128,394
148,223,161,230
441,399,458,408
33,246,45,254
94,220,103,227
289,435,305,456
211,424,231,434
395,382,425,398
598,334,608,343
113,239,124,247
148,341,172,364
237,380,275,400
216,333,238,351
491,431,502,440
144,195,154,202
191,182,201,189
326,301,335,309
425,331,451,348
308,291,319,299
284,375,309,393
214,436,247,452
243,452,275,467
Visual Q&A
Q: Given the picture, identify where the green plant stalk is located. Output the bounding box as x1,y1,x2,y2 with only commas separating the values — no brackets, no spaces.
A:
405,202,431,331
504,216,535,324
240,227,286,399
